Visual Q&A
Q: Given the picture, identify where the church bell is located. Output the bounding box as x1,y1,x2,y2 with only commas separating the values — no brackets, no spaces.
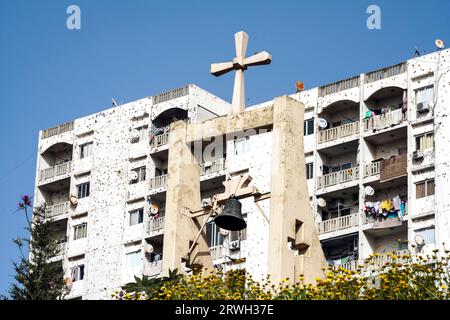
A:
214,198,247,231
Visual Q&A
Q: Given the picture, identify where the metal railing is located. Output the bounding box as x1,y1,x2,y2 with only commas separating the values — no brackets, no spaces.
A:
209,245,225,260
318,122,359,144
318,76,360,97
143,260,163,277
151,133,169,148
364,161,381,177
365,62,406,83
42,121,74,139
39,161,72,181
200,158,226,175
330,249,411,272
147,216,165,233
45,202,69,218
149,175,167,189
152,85,190,104
317,167,359,189
363,108,404,131
317,213,359,235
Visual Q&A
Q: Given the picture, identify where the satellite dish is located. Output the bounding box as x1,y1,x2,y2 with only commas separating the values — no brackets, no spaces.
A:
435,39,445,50
318,118,328,129
296,81,304,93
144,243,154,254
219,228,229,236
69,195,78,206
129,171,138,181
131,130,140,139
414,234,425,246
203,161,213,168
364,186,375,196
317,198,327,208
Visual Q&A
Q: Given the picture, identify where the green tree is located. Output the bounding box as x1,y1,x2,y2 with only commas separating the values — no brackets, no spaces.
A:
5,195,68,300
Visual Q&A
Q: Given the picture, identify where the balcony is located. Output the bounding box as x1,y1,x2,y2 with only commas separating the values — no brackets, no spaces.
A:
209,245,225,260
143,260,163,278
147,216,165,234
318,76,360,97
318,122,359,144
317,167,359,189
365,63,406,84
364,161,381,178
150,133,169,149
330,249,411,272
149,175,167,190
363,108,405,132
45,202,69,219
317,213,359,235
39,161,72,182
200,158,226,175
42,121,74,139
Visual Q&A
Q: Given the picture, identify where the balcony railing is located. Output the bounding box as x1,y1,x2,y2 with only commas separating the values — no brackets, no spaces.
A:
369,249,410,267
364,161,381,177
151,133,169,148
200,158,226,175
143,260,163,277
39,161,72,182
209,245,225,260
149,175,167,189
45,202,69,218
318,122,359,144
330,249,411,272
318,76,360,97
42,121,74,139
317,167,359,189
363,108,404,131
147,216,165,233
317,213,359,235
152,85,189,105
365,62,406,83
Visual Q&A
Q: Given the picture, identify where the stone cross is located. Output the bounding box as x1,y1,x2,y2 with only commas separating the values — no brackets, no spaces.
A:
211,31,272,114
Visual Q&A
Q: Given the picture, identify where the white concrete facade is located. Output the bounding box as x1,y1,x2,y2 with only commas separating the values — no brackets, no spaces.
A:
33,49,450,299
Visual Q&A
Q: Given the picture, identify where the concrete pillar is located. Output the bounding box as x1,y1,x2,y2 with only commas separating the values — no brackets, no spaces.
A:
267,95,327,285
162,120,213,276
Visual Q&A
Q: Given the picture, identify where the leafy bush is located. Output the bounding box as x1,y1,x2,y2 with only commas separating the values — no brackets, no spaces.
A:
113,251,450,300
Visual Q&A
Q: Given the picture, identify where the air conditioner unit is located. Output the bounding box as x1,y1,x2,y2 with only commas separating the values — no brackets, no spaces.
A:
229,240,240,251
417,102,430,114
413,150,424,160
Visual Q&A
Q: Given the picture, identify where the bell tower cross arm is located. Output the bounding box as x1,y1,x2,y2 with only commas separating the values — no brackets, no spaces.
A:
210,31,272,114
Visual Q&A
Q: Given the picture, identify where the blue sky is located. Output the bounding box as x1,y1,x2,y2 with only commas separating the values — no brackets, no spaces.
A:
0,0,449,296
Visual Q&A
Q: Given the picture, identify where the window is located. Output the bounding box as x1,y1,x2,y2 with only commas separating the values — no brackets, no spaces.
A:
323,162,352,174
416,86,434,107
415,226,435,245
73,223,87,240
206,222,225,247
77,182,90,199
415,133,434,151
304,119,314,136
416,179,435,199
131,126,148,144
129,208,144,226
130,166,146,184
306,163,314,180
155,167,167,177
126,250,142,268
80,142,93,159
234,137,251,155
70,265,85,282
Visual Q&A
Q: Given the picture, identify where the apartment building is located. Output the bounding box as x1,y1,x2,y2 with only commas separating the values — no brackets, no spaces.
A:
33,49,450,299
